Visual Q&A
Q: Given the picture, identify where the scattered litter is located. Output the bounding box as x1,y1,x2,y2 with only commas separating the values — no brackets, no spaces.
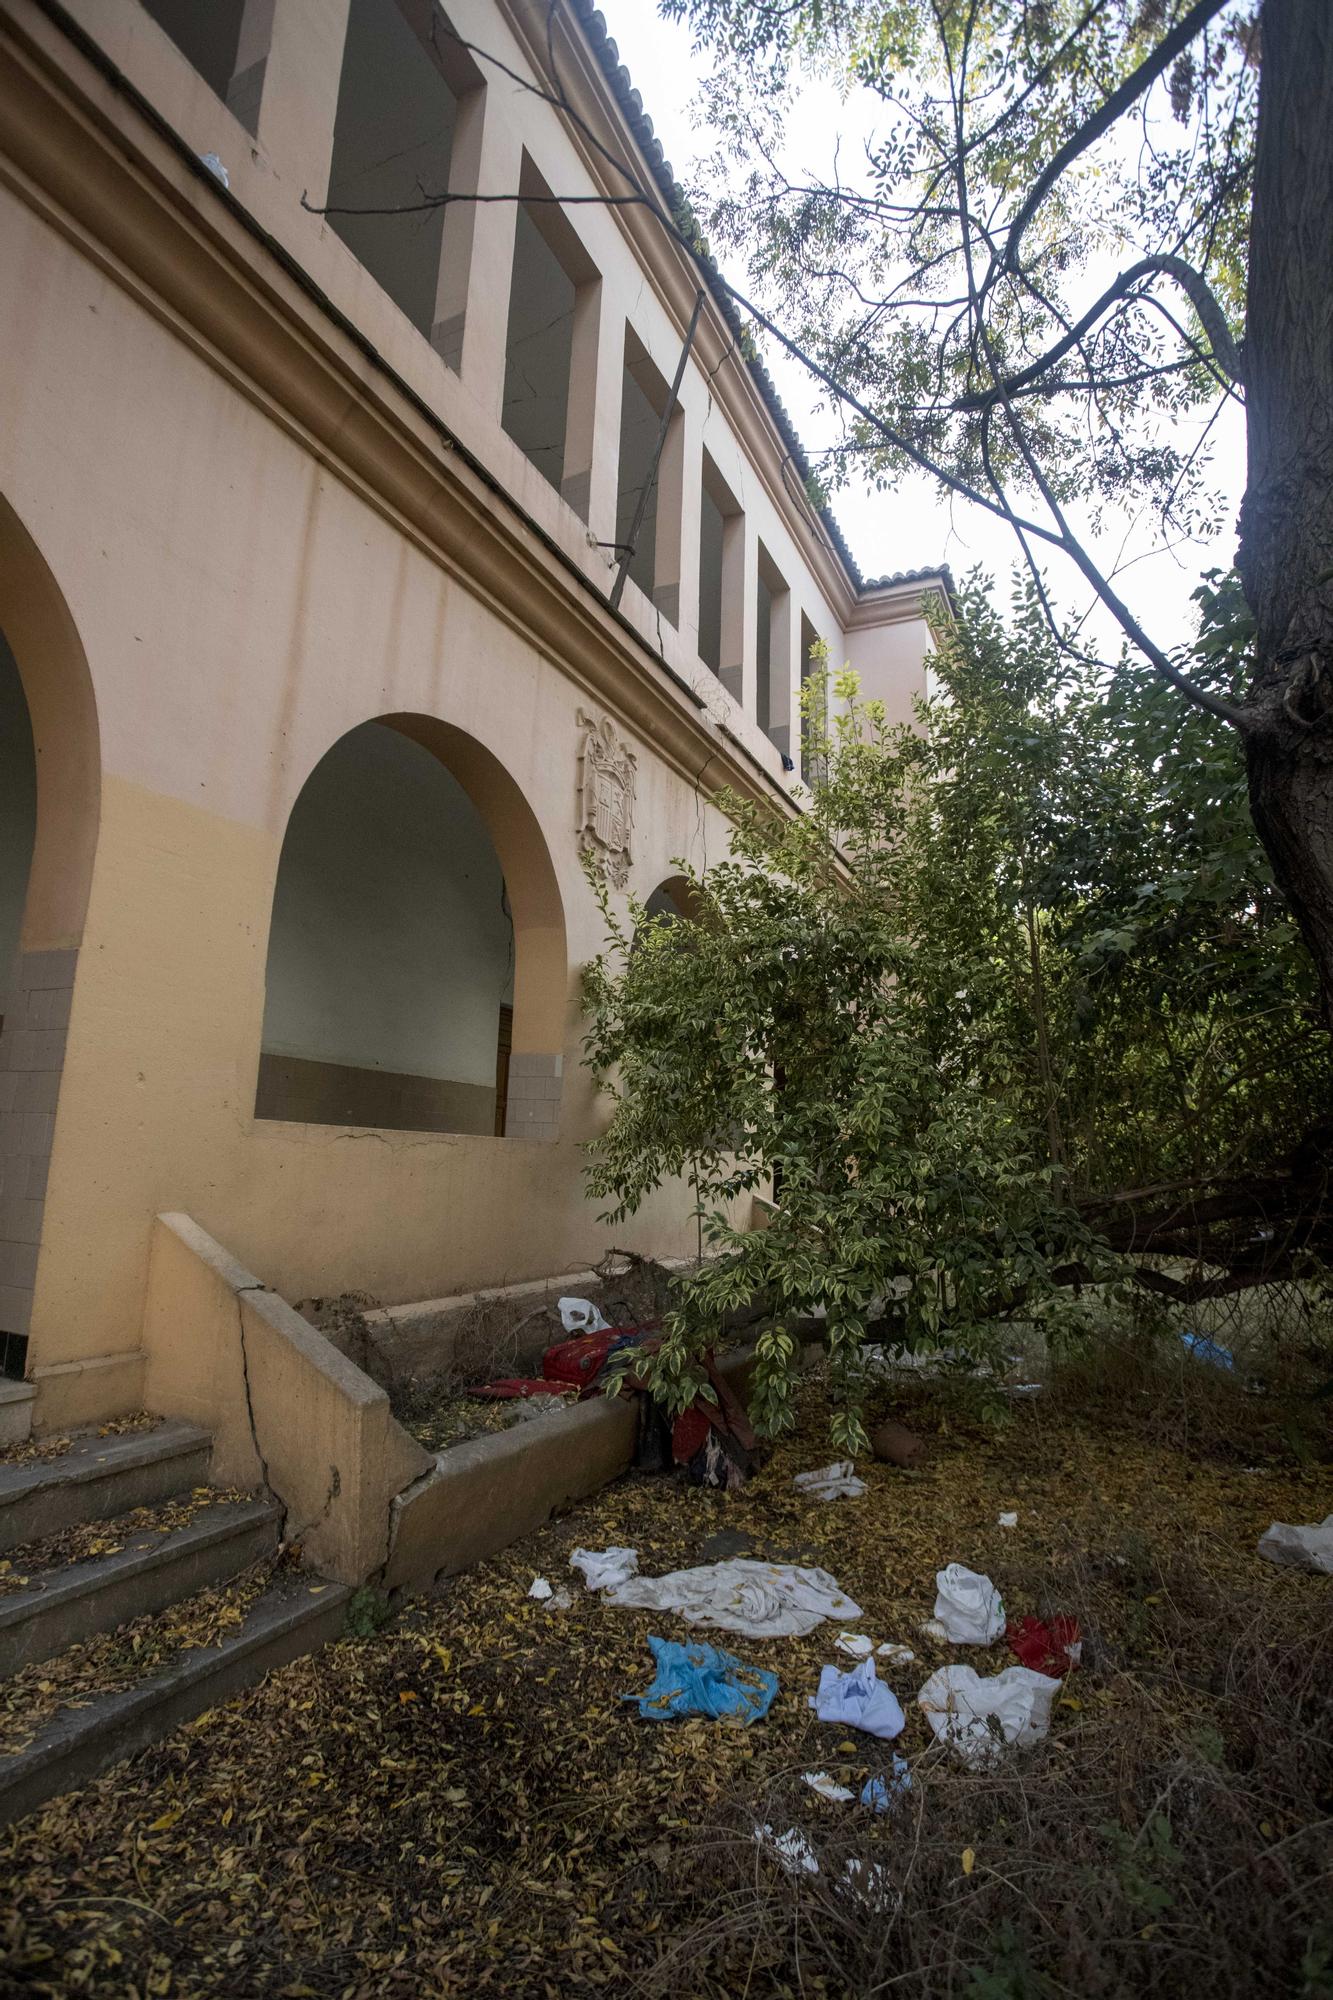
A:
606,1560,861,1639
862,1754,912,1813
513,1396,567,1422
877,1642,916,1667
570,1546,639,1592
835,1631,874,1659
918,1618,950,1644
1258,1514,1333,1575
1179,1328,1234,1370
872,1418,927,1467
1007,1613,1082,1676
934,1564,1005,1645
199,151,229,188
808,1657,906,1740
527,1577,553,1600
803,1770,854,1802
793,1461,867,1501
998,1511,1018,1529
842,1854,898,1909
752,1826,898,1907
543,1587,572,1612
624,1635,777,1724
1007,1383,1044,1398
753,1824,818,1877
918,1663,1061,1768
558,1296,611,1334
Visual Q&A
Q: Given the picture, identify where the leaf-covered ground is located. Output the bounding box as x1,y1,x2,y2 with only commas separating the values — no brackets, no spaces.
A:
1,1374,1329,1999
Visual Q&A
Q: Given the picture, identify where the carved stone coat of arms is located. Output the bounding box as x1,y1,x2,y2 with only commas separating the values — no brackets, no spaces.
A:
577,710,636,888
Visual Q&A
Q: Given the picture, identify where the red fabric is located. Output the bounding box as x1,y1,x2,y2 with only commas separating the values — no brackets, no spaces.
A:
671,1406,713,1463
541,1331,624,1386
468,1379,569,1402
1006,1613,1082,1676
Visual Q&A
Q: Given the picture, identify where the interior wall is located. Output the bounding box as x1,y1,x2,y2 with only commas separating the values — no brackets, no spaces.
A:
501,203,576,488
698,482,724,673
327,0,459,340
0,631,36,1020
258,721,514,1134
139,0,247,101
615,357,662,602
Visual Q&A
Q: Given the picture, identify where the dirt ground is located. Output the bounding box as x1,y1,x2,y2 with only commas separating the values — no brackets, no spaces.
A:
1,1363,1330,2000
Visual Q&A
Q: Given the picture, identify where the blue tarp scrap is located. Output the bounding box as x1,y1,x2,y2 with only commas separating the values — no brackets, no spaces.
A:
623,1635,778,1725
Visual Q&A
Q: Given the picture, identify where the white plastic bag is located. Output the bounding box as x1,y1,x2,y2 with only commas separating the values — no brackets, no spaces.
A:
570,1546,639,1591
933,1563,1005,1645
918,1663,1061,1768
1258,1514,1333,1574
793,1461,868,1501
558,1296,610,1334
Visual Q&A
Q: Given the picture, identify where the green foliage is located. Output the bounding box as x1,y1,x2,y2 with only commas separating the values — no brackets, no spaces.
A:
344,1585,394,1640
582,577,1330,1445
664,0,1258,584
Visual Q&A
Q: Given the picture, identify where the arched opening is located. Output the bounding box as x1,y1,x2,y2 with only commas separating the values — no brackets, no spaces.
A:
0,496,101,1362
256,717,567,1138
644,876,704,928
0,633,36,1035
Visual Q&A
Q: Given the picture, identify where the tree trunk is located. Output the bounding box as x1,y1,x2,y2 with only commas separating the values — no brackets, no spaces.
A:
1236,0,1333,1031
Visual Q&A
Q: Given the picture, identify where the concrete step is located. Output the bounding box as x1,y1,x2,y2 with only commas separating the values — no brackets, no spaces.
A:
0,1421,213,1552
0,1572,352,1827
0,1496,283,1676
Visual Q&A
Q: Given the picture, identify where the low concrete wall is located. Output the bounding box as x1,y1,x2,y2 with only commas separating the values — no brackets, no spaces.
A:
142,1214,431,1585
385,1343,758,1593
352,1261,701,1387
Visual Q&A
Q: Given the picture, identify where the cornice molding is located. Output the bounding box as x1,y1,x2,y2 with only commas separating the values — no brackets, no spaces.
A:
0,1,795,821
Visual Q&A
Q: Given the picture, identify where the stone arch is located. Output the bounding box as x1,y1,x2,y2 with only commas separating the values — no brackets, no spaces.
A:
0,495,102,1349
255,713,567,1139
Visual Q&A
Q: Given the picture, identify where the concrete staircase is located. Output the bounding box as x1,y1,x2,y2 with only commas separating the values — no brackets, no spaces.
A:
0,1420,351,1826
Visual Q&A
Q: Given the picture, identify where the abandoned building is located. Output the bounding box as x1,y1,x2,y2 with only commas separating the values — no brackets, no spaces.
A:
0,0,945,1587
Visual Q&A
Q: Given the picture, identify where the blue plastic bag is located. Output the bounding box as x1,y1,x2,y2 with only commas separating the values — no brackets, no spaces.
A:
862,1754,912,1813
1179,1329,1234,1370
623,1635,778,1725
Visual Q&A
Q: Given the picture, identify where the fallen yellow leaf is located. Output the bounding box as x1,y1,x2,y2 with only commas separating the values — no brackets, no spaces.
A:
962,1848,976,1876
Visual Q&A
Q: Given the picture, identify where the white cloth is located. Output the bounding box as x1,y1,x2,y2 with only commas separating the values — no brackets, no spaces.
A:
877,1642,915,1667
793,1461,868,1501
933,1563,1006,1645
918,1663,1061,1768
835,1631,874,1659
570,1546,639,1591
606,1559,861,1639
808,1657,906,1740
1258,1514,1333,1574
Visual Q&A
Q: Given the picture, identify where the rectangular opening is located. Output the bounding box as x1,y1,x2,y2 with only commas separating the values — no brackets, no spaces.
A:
140,0,246,102
614,330,682,621
756,542,791,756
502,156,600,502
800,612,826,781
327,0,480,344
699,451,742,681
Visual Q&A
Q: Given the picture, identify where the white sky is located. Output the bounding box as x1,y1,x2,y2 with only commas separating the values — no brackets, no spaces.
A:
602,1,1247,658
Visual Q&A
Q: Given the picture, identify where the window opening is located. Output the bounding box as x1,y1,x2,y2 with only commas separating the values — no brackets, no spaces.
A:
328,0,479,344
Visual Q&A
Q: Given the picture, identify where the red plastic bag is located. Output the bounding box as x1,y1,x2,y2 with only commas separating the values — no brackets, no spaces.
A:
541,1330,626,1387
1006,1613,1082,1676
